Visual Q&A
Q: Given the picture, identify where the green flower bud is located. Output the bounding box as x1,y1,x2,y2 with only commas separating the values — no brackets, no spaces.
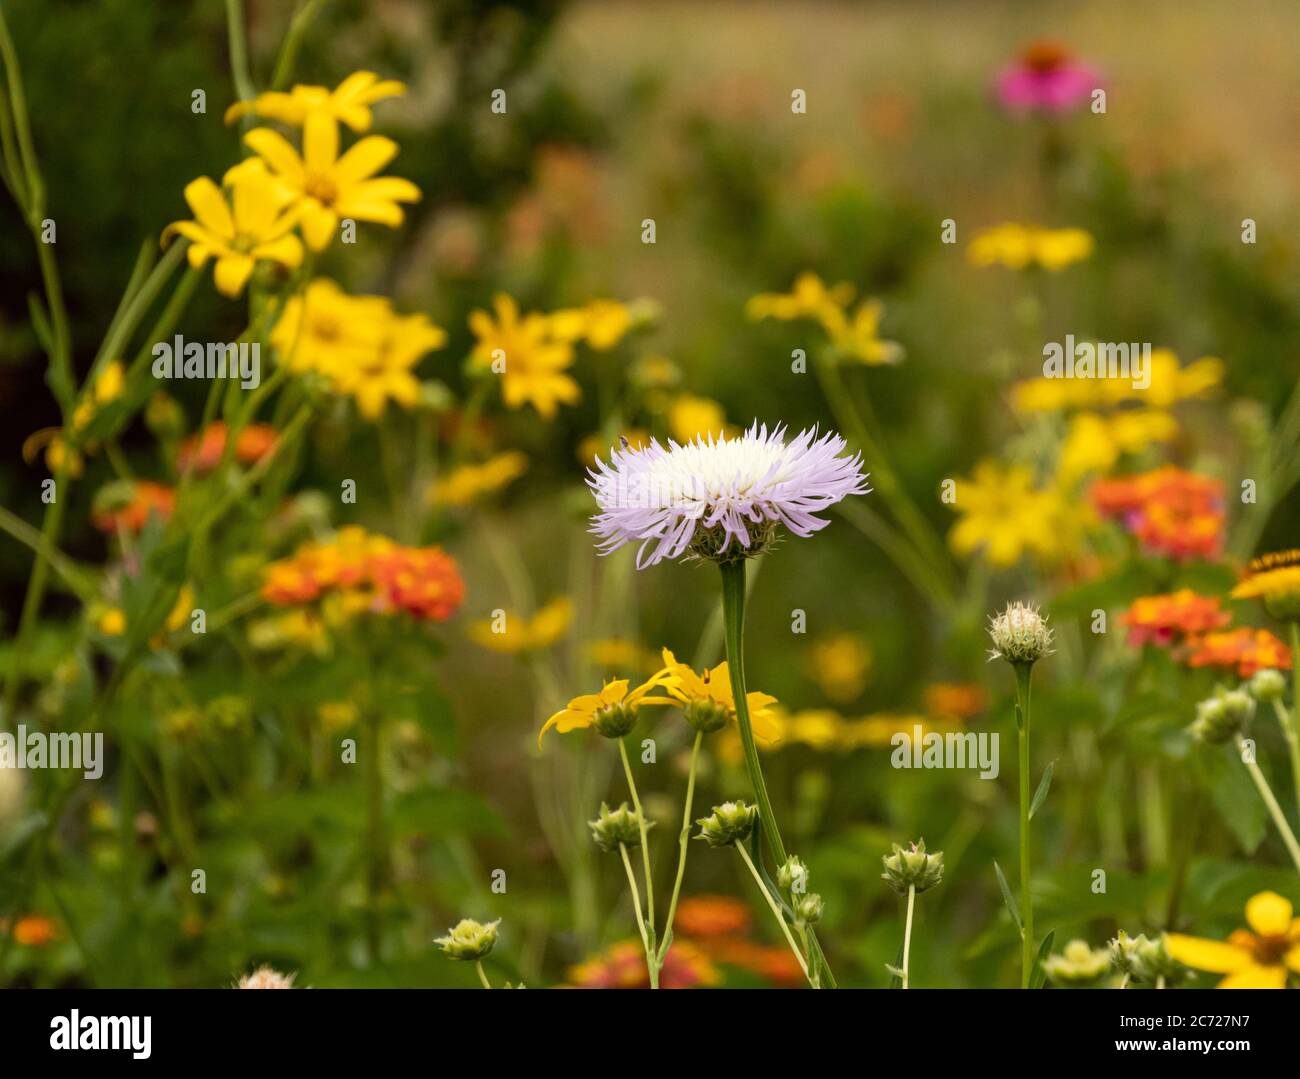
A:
684,697,729,734
1189,686,1254,744
435,917,500,960
588,801,650,852
794,892,824,925
591,702,637,739
1042,939,1113,988
881,839,944,895
987,602,1054,666
1249,668,1287,703
694,801,758,847
777,855,809,894
1109,931,1191,987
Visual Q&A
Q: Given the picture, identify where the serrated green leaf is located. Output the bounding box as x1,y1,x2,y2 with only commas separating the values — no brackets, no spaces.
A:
1029,761,1055,820
993,859,1021,931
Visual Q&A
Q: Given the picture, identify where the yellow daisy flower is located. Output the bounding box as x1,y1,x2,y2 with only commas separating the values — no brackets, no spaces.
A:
270,278,390,375
430,452,529,507
819,299,904,366
225,71,406,131
329,311,446,419
746,272,853,323
469,597,574,654
468,294,579,418
948,460,1064,566
657,648,783,745
539,673,676,746
1231,550,1300,621
967,224,1093,271
667,395,727,443
241,113,421,251
1166,891,1300,989
163,167,303,297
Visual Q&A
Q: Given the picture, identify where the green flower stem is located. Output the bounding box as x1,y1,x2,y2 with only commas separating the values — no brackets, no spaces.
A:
364,706,385,962
658,731,703,961
1015,662,1035,988
719,558,837,988
1236,734,1300,875
901,884,916,989
735,840,811,986
618,738,656,945
1270,697,1300,823
475,960,492,990
618,842,657,988
223,0,257,107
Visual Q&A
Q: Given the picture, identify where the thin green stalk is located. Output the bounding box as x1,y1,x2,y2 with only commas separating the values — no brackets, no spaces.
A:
735,840,811,985
1271,697,1300,824
270,0,327,90
719,557,836,987
224,0,257,106
617,738,656,955
1237,734,1300,875
658,731,702,960
364,707,384,962
0,504,95,602
901,884,916,989
475,959,492,989
1015,662,1035,988
618,842,656,987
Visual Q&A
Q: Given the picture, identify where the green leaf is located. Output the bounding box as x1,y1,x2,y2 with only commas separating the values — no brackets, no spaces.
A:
993,860,1021,931
1029,761,1055,820
887,941,905,988
1193,743,1266,854
1031,930,1056,988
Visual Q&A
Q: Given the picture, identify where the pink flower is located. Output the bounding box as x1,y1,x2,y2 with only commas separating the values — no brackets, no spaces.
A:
995,41,1100,115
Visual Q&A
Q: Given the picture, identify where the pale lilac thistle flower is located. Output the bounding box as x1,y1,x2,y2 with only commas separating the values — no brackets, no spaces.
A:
587,422,869,568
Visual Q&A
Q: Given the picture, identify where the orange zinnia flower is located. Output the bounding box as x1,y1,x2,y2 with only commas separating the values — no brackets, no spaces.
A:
675,895,752,938
1089,467,1224,561
368,546,465,623
11,914,59,947
1185,628,1292,678
90,480,176,533
1120,590,1231,647
178,422,278,473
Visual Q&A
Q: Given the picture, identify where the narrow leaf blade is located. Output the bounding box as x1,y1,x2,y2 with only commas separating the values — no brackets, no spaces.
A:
993,859,1021,931
1029,761,1056,820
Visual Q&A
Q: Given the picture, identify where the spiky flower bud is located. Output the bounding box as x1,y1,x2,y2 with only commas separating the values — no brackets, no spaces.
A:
1042,939,1113,987
684,697,730,734
1189,687,1254,744
794,892,824,925
237,965,296,988
1249,668,1287,704
435,917,501,960
694,801,758,847
1109,931,1190,987
777,855,809,895
588,801,650,852
987,602,1054,666
591,702,638,738
881,839,944,895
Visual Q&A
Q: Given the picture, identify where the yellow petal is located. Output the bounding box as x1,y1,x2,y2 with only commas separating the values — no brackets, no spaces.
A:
250,234,304,269
1164,933,1252,974
332,135,399,185
1245,891,1293,937
597,680,630,705
299,202,339,251
213,255,255,298
1285,944,1300,975
244,127,305,184
182,177,234,240
538,709,592,747
1217,964,1287,989
303,111,339,173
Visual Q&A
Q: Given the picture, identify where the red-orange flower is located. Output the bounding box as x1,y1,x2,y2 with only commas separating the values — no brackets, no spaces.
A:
923,682,988,720
90,480,176,533
1120,590,1232,647
566,939,719,989
9,914,59,947
675,895,752,938
178,422,278,473
1185,628,1292,678
701,937,808,987
1089,467,1224,561
369,546,465,622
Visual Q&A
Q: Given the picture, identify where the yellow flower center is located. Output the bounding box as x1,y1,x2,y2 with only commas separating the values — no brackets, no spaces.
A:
304,174,338,204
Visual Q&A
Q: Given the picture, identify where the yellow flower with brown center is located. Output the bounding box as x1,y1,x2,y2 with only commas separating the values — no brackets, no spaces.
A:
328,311,446,419
225,72,405,131
1232,550,1300,621
657,648,782,743
271,278,390,375
538,673,676,745
430,452,529,507
468,294,579,418
468,597,574,654
1166,891,1300,989
163,166,303,296
241,113,421,251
